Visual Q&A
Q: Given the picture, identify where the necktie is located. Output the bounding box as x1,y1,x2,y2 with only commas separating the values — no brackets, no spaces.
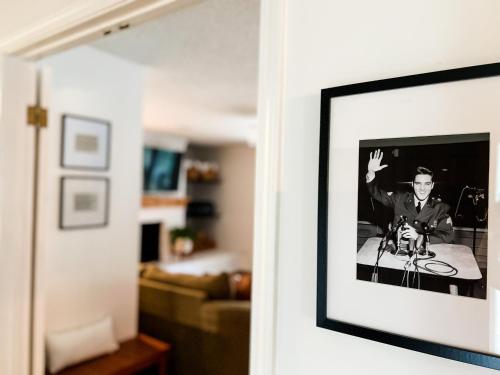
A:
416,201,421,213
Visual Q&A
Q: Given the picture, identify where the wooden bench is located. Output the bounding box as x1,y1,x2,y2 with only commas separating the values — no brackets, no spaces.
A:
54,334,171,375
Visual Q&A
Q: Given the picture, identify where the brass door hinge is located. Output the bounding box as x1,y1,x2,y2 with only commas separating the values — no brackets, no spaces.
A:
27,105,48,127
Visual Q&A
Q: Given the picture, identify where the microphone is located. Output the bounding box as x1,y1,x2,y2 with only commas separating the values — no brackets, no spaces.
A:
421,222,437,233
390,216,408,255
394,215,407,232
418,222,435,257
421,222,429,233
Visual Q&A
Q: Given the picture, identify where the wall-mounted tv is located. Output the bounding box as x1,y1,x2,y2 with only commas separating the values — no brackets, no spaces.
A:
143,146,182,192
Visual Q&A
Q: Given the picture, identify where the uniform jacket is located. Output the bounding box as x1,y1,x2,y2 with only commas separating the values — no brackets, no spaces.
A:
367,178,454,244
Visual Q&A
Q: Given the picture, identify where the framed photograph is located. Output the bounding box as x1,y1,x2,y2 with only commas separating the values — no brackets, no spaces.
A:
61,114,111,170
317,63,500,370
60,177,110,229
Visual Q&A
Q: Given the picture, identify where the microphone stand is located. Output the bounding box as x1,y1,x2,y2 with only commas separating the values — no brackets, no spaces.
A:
455,186,486,256
471,188,486,255
392,216,408,256
372,225,391,283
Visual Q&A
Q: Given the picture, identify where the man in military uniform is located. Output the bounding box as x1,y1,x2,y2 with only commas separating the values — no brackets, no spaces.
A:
366,149,454,244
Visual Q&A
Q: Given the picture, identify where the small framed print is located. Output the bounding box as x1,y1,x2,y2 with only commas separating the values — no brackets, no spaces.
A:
60,177,109,229
61,114,111,170
317,63,500,370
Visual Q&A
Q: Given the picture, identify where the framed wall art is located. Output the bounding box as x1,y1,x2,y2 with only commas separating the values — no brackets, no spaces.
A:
317,63,500,370
60,176,110,229
61,114,111,170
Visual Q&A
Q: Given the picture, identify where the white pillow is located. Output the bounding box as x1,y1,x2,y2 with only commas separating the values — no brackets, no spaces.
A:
46,315,119,373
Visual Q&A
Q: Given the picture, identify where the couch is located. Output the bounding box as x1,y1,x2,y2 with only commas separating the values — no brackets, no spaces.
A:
138,266,251,375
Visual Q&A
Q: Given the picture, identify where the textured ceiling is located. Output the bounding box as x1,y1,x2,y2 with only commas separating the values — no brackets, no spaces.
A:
92,0,260,144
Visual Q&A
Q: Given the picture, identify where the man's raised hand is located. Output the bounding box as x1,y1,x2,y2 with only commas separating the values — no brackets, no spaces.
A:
368,149,388,174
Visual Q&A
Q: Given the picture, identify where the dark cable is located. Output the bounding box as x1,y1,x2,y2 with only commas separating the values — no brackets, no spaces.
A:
413,257,458,277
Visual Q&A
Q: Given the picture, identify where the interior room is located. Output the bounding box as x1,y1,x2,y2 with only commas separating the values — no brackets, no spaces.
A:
2,1,500,375
1,0,258,374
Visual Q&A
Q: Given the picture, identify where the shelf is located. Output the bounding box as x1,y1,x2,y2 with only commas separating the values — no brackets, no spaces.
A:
187,179,220,185
186,200,217,218
187,213,219,219
142,196,190,208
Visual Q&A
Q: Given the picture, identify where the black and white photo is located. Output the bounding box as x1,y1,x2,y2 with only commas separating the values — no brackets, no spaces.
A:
356,134,489,299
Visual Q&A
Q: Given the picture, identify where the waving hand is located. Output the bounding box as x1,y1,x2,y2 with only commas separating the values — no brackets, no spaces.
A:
368,149,388,173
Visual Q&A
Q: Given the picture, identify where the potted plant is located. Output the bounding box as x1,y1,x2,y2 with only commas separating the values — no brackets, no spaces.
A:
169,227,196,256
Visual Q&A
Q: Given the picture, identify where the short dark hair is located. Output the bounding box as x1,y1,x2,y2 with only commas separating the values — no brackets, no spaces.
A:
414,166,433,181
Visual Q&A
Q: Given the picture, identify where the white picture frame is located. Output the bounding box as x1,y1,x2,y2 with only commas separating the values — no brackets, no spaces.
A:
59,177,109,229
61,114,111,170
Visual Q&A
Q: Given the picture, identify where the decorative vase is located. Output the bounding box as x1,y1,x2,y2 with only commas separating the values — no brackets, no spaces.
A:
174,237,194,256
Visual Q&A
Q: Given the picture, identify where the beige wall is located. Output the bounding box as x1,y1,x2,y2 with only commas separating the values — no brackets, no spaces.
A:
188,144,255,269
213,144,255,269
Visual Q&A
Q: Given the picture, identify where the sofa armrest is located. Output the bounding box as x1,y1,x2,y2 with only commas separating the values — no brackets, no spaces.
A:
139,278,209,329
199,300,251,337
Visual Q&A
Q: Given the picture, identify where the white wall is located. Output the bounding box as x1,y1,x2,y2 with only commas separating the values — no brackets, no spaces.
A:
274,1,500,375
39,46,143,345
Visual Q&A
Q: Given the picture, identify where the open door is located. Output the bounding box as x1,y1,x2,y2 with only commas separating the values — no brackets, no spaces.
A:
1,42,146,375
0,55,46,375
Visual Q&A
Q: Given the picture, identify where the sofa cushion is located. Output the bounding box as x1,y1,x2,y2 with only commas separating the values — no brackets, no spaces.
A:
200,300,251,336
143,266,230,299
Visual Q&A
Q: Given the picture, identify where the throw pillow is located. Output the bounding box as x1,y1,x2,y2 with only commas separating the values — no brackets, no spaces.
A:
229,271,252,300
46,315,119,373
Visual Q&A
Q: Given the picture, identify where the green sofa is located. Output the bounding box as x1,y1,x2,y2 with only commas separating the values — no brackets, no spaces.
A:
138,266,251,375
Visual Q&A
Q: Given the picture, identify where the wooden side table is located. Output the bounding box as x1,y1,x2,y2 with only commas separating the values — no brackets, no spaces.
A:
56,334,171,375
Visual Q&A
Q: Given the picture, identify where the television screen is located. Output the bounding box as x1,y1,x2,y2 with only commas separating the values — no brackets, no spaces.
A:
143,146,182,192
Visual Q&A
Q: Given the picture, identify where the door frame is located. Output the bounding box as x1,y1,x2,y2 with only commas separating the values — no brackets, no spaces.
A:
0,0,199,60
249,1,287,375
0,1,287,374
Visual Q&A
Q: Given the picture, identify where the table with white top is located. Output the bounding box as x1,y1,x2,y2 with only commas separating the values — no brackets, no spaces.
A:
357,237,482,295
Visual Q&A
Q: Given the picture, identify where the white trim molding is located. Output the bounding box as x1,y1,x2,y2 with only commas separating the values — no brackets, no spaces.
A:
250,0,287,375
0,0,198,60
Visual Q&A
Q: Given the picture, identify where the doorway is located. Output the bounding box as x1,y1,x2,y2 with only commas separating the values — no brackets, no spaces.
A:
0,2,274,374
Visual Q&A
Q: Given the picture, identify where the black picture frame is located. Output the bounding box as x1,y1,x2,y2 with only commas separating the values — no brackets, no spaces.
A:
317,62,500,370
59,176,110,230
61,114,111,171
